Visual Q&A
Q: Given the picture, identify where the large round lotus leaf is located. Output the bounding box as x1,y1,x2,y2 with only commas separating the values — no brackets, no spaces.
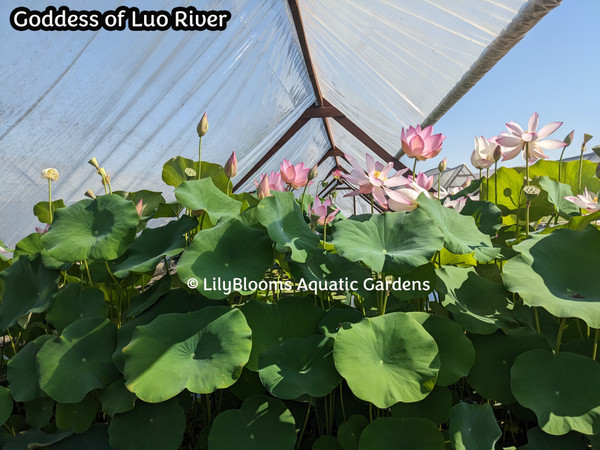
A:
239,297,325,371
390,385,452,425
176,219,273,299
37,317,118,403
175,178,242,223
56,394,97,433
503,228,600,328
46,283,107,333
7,334,52,402
537,176,580,219
258,335,340,399
530,159,600,196
98,377,137,417
50,424,110,450
519,426,589,450
113,215,197,277
0,387,12,427
41,194,139,262
313,436,343,450
33,199,66,224
407,312,475,386
112,289,220,373
337,414,368,450
228,368,266,401
3,430,74,450
257,191,320,263
0,254,59,330
358,417,444,450
417,194,498,262
436,266,519,334
389,263,436,301
333,312,440,408
511,349,600,435
467,328,549,404
332,210,444,274
123,307,252,402
318,308,364,339
124,274,172,318
162,157,231,192
14,232,71,270
207,394,296,450
25,397,54,429
113,189,165,222
449,403,501,450
108,399,185,450
459,198,503,236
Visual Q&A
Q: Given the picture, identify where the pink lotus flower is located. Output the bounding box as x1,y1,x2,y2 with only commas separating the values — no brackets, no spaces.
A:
255,171,285,193
443,196,468,213
565,188,600,213
385,179,431,212
471,137,497,170
224,151,237,178
257,174,271,200
413,172,434,191
344,154,410,208
135,199,144,218
401,125,445,161
309,197,339,226
35,224,50,234
280,160,311,189
494,112,567,162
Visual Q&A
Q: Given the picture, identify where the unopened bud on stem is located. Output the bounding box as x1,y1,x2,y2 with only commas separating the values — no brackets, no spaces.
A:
438,157,447,172
197,112,209,137
308,165,318,181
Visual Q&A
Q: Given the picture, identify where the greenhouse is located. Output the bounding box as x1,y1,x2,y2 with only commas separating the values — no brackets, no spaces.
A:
0,0,599,449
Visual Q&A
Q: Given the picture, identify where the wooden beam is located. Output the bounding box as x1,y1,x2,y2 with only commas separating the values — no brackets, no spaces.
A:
233,114,309,192
317,147,344,166
339,178,385,213
301,106,345,119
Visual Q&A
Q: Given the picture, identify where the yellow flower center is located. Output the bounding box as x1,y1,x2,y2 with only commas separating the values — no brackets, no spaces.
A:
374,170,387,181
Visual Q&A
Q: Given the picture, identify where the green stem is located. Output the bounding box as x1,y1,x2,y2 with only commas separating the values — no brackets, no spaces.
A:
323,222,327,248
198,137,203,180
494,160,498,205
593,329,599,361
578,146,585,194
297,397,312,449
83,260,93,286
555,318,566,353
412,158,417,182
48,179,53,224
534,307,541,334
370,195,374,214
339,383,347,423
525,143,530,237
300,183,309,215
437,170,442,200
486,168,489,202
558,145,568,183
226,177,231,196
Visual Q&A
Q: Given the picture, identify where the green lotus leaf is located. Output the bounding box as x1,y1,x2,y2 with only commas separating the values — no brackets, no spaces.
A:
564,210,600,231
113,189,165,221
358,418,444,450
33,199,66,224
318,308,364,339
258,335,340,399
24,397,54,429
537,176,580,218
37,317,118,403
0,254,60,330
177,219,273,299
207,395,296,450
162,156,231,192
467,328,549,404
112,289,220,373
175,178,242,223
407,312,475,386
7,334,52,402
519,426,589,450
436,266,519,334
239,297,325,371
390,385,452,425
313,436,343,450
503,228,600,327
417,194,498,262
229,368,266,401
124,273,172,318
154,201,184,218
256,192,319,263
98,377,137,417
389,263,436,301
113,215,197,277
46,283,107,333
50,424,110,450
332,210,444,273
459,199,502,236
56,394,97,434
13,232,70,270
108,399,185,450
123,307,251,403
41,194,139,262
512,349,600,435
0,387,12,427
449,403,501,450
333,312,439,408
337,414,368,450
530,159,600,194
3,429,73,450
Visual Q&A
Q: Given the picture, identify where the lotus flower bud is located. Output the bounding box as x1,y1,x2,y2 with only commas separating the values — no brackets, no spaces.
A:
257,174,270,200
41,168,59,181
308,165,318,181
197,112,209,137
135,199,144,218
563,130,575,146
438,157,447,172
224,152,237,178
88,157,100,170
583,133,593,145
332,169,342,180
493,145,502,162
84,189,96,199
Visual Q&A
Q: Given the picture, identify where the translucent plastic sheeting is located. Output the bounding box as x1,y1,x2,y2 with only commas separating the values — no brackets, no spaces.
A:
301,0,560,158
0,0,315,246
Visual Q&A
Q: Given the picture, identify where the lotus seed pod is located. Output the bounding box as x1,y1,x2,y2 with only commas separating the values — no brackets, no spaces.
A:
41,168,59,181
84,189,96,199
88,157,100,170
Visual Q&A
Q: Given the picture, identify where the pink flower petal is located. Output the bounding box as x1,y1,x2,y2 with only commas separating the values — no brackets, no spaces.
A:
505,121,523,136
536,121,562,139
528,112,539,133
496,135,523,147
537,139,568,150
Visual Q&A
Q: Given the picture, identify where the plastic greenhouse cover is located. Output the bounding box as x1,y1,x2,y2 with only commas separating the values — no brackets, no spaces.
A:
0,0,560,245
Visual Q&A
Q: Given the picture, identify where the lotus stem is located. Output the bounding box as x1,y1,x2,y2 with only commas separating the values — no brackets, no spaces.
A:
534,307,541,334
558,146,567,183
486,168,489,202
339,383,347,423
525,143,530,237
555,318,566,353
578,145,585,194
300,183,309,216
412,158,417,182
323,222,327,248
48,179,53,224
198,137,203,180
83,260,93,286
370,195,374,215
297,397,312,450
593,328,599,361
494,160,498,205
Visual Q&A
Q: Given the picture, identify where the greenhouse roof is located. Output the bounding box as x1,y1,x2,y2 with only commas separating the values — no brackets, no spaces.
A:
0,0,561,245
